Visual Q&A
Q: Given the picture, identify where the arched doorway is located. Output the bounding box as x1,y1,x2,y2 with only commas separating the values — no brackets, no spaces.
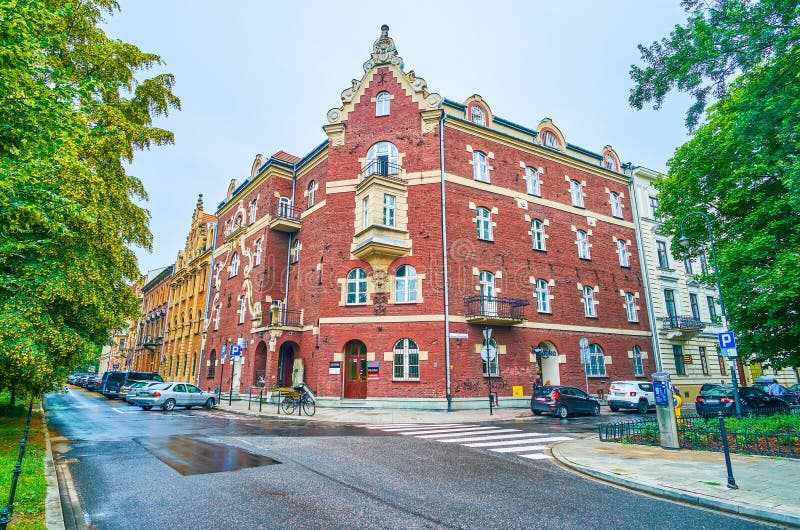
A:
344,340,367,399
536,341,561,386
277,342,295,387
253,341,267,387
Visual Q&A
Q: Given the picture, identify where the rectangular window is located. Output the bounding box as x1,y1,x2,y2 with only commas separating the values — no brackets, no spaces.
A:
632,349,644,377
213,306,220,331
383,194,395,227
683,258,693,274
586,353,607,377
482,356,499,377
648,196,659,218
718,352,728,376
525,168,540,196
663,289,677,319
656,240,670,268
699,346,709,375
393,352,419,380
238,296,246,324
362,198,369,229
689,293,701,320
673,345,686,375
707,296,718,323
249,200,258,224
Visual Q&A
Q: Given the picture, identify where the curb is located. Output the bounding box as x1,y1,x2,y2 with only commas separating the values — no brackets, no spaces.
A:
43,409,86,530
551,443,800,528
42,413,65,530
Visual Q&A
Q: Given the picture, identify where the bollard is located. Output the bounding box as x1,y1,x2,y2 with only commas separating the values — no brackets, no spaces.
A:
718,412,738,489
259,387,263,412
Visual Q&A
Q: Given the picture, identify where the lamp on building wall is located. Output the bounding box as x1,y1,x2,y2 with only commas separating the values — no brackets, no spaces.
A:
678,211,742,417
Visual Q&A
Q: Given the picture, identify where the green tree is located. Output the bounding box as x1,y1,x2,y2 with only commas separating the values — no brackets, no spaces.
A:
0,0,180,398
630,0,800,368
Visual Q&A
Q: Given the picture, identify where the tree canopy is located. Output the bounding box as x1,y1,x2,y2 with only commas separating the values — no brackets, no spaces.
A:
0,0,180,397
630,0,800,368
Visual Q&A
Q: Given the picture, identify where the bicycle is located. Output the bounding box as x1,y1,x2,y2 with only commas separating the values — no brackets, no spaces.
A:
278,384,316,416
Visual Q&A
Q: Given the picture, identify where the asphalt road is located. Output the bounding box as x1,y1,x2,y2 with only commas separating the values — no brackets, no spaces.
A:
44,389,769,530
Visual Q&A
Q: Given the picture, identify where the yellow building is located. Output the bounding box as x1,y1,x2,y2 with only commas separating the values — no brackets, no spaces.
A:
132,265,173,373
162,195,216,383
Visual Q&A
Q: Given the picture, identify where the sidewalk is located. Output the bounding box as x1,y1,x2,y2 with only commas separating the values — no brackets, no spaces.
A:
220,400,800,527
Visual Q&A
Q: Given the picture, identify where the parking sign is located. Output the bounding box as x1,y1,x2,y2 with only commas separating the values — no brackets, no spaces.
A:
718,331,737,358
229,344,242,357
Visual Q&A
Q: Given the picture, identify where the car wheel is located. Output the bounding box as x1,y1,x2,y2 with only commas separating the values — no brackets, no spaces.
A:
637,400,648,414
162,399,176,412
557,405,568,419
141,406,152,411
609,405,619,412
532,410,542,416
591,404,600,416
204,398,215,410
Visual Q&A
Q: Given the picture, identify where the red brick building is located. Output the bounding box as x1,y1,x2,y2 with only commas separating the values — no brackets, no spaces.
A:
200,26,654,409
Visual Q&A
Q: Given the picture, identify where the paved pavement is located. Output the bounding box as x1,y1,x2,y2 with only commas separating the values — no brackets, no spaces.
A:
218,399,800,528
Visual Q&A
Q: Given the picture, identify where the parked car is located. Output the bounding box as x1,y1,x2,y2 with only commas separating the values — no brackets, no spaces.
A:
531,385,600,419
76,374,93,387
123,381,161,404
102,371,164,398
85,375,103,392
695,386,791,417
751,377,799,405
132,382,217,411
607,381,655,414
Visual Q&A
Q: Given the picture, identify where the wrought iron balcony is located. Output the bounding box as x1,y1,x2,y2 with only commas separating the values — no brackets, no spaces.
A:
661,315,705,340
268,308,303,329
359,159,404,183
269,203,301,232
464,296,529,325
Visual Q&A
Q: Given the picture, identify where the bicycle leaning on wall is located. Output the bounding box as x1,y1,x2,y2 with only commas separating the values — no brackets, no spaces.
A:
279,383,316,416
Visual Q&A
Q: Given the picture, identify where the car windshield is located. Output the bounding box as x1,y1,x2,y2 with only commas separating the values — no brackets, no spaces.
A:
535,387,556,396
150,383,171,390
704,387,733,398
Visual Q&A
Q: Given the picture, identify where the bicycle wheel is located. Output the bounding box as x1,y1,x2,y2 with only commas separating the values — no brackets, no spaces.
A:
280,396,296,414
301,396,316,416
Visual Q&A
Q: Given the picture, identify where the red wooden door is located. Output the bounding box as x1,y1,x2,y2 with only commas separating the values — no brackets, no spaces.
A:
344,341,367,399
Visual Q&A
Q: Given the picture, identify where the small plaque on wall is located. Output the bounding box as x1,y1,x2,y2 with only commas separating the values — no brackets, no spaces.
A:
367,361,379,380
329,362,341,375
683,354,693,364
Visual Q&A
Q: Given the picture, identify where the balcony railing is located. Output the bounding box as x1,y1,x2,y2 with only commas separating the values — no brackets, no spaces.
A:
269,203,302,232
661,315,705,331
464,296,529,325
267,308,303,328
359,160,404,182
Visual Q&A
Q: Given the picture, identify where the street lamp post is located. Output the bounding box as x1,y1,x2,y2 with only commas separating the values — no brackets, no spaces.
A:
678,211,743,418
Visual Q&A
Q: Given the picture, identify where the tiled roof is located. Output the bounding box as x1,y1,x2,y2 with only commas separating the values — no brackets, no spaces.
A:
271,150,301,164
200,213,216,224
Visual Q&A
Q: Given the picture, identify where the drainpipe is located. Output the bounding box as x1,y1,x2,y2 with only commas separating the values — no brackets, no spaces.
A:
439,111,452,412
196,218,219,386
158,281,172,375
626,163,662,372
284,162,298,320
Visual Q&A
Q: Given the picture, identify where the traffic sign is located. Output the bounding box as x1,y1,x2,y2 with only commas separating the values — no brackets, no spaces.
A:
229,344,242,357
480,342,497,362
579,337,588,349
718,331,736,350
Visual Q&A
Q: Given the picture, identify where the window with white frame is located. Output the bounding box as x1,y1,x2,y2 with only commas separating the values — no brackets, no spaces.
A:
479,271,496,316
307,181,316,208
470,106,485,126
255,239,262,265
625,292,637,322
249,199,258,224
632,345,644,377
278,196,291,218
531,219,546,251
577,230,590,259
473,151,489,182
362,198,369,228
525,167,540,196
586,343,606,377
366,141,399,176
346,268,367,305
603,153,617,171
230,252,239,277
648,196,660,218
376,91,390,117
683,258,693,274
583,286,596,317
383,194,395,227
536,279,550,313
570,179,584,207
707,296,718,322
290,239,300,263
475,207,493,241
393,338,419,380
541,130,559,148
238,295,247,324
213,306,220,330
617,240,629,267
656,240,670,268
482,338,499,376
610,192,622,217
395,265,417,303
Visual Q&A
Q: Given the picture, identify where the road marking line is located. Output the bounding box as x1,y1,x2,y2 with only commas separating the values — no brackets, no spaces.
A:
489,445,548,453
414,428,517,439
520,453,551,460
380,424,474,432
359,423,465,429
439,433,570,443
406,427,509,437
461,436,558,448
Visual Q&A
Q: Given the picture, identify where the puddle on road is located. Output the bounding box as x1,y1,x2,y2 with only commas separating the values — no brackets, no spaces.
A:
136,436,279,476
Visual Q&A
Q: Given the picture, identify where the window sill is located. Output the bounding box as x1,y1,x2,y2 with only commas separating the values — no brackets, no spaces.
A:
532,248,547,252
345,303,367,307
478,238,494,243
392,379,420,382
537,310,552,315
585,315,598,320
395,300,419,305
579,256,592,261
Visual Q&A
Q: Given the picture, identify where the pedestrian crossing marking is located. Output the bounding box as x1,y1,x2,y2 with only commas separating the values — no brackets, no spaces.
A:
371,424,469,432
438,432,551,443
489,445,548,453
520,453,551,460
411,427,516,438
462,435,558,448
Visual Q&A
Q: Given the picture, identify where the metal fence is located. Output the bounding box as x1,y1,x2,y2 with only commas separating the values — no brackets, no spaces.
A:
598,409,800,458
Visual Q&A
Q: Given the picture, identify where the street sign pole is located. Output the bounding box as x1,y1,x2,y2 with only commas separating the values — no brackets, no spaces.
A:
719,331,743,418
579,337,589,394
483,328,493,416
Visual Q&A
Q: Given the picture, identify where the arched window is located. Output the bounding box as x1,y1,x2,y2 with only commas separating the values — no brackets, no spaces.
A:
249,199,258,224
470,106,485,126
191,352,197,377
238,295,247,324
476,207,492,240
577,230,590,259
346,268,367,305
208,351,217,378
531,219,546,251
473,151,488,182
570,179,584,207
290,239,301,263
395,265,418,303
632,345,644,377
393,338,419,380
625,292,638,322
586,344,606,377
230,252,239,276
610,192,622,217
255,238,262,266
278,196,291,218
307,180,316,208
617,240,629,267
536,279,550,313
525,167,540,196
583,286,596,317
541,130,559,148
376,91,390,116
603,153,617,171
366,141,399,176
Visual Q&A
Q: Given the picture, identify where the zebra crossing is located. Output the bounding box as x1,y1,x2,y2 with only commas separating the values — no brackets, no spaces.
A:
359,423,572,461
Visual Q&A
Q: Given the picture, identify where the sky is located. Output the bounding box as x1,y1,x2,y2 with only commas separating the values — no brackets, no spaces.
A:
103,1,694,275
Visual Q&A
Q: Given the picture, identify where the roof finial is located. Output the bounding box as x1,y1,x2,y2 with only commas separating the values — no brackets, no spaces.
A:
196,193,203,209
364,24,403,72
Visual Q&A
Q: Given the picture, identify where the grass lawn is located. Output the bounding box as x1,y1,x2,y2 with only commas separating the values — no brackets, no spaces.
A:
0,393,47,530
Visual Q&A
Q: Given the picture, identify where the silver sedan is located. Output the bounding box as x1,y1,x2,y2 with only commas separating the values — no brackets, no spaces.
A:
132,382,217,411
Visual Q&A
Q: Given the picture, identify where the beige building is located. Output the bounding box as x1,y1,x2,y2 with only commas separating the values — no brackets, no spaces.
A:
132,265,173,373
161,195,215,383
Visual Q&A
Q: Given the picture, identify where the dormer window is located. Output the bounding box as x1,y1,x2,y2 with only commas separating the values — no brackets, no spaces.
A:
470,106,485,126
541,130,559,148
603,153,618,171
376,91,390,117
